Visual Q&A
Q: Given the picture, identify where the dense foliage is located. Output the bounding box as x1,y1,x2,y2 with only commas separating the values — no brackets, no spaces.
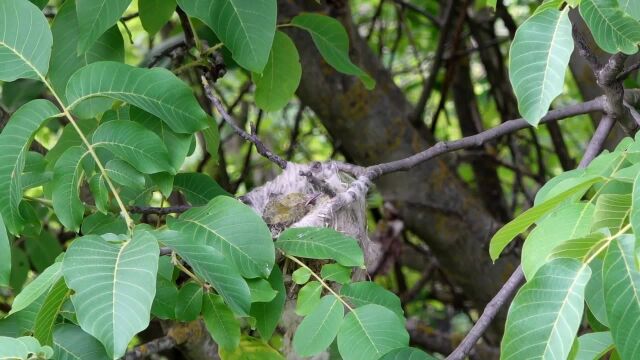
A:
0,0,639,359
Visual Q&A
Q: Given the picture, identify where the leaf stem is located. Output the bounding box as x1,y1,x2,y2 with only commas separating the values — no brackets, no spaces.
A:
284,254,353,311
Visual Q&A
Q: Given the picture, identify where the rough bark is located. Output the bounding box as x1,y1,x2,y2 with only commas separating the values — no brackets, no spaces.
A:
280,0,519,330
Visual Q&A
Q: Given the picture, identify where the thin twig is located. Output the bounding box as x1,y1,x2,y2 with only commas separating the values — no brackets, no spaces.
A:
128,205,191,215
578,115,616,168
201,76,288,169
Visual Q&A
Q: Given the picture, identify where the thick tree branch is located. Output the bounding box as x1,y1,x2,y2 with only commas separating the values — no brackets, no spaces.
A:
124,335,177,360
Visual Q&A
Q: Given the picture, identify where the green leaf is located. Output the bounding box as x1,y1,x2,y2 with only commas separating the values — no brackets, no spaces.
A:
50,0,124,101
292,267,312,285
53,324,110,360
92,120,174,175
340,282,404,320
254,31,301,111
62,231,159,359
76,0,131,54
250,266,285,340
291,13,375,90
0,336,53,360
380,347,437,360
501,259,591,360
603,235,640,359
294,295,344,357
131,107,192,172
0,216,10,286
572,332,614,360
175,282,203,322
169,196,274,278
9,262,63,316
10,247,29,292
0,291,45,337
139,0,176,36
621,0,640,20
51,146,90,231
81,213,127,235
152,277,178,320
33,279,70,346
46,120,99,169
592,193,631,232
0,0,52,81
25,233,62,273
585,258,609,327
276,227,364,267
157,229,251,315
104,159,146,190
490,176,603,261
65,62,210,134
580,0,640,55
508,7,573,125
337,304,409,360
1,79,45,112
173,173,230,206
522,203,595,279
247,278,277,303
296,281,322,316
548,231,610,263
631,171,640,239
321,263,352,284
0,100,59,234
177,0,276,72
202,293,241,351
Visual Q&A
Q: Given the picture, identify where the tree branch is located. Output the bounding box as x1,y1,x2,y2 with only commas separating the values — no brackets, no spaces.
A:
200,76,288,169
123,335,177,360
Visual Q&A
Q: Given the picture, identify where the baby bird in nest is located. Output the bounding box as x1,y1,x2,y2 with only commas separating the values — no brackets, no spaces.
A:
262,192,328,234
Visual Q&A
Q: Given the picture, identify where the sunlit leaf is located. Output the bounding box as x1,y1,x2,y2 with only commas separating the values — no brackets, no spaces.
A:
508,7,573,125
33,279,70,346
501,259,590,360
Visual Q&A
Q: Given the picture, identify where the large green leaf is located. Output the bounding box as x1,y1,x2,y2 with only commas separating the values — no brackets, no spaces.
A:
202,293,241,351
0,336,53,359
51,146,90,231
337,304,409,360
489,176,603,261
0,216,10,286
291,13,375,90
580,0,640,55
53,324,110,360
508,7,573,125
254,31,301,111
175,282,203,322
294,295,344,357
603,235,640,359
631,171,640,238
173,173,230,205
501,259,590,360
340,282,404,320
219,336,284,360
522,203,595,279
548,231,610,263
585,258,609,326
169,196,274,278
9,262,63,316
92,120,174,174
177,0,276,72
156,229,251,315
571,332,614,360
33,279,70,346
0,0,52,81
50,0,124,100
139,0,176,36
0,100,59,234
276,227,364,267
65,62,210,134
62,231,159,359
75,0,131,53
250,266,286,340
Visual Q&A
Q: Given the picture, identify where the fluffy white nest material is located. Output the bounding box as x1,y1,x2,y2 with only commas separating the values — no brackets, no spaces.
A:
242,161,380,269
